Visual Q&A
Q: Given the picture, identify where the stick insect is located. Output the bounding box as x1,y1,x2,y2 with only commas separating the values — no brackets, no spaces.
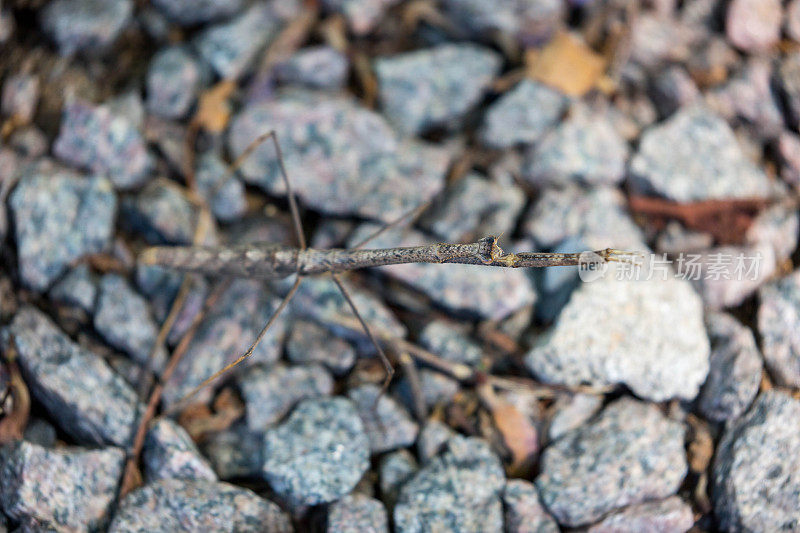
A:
121,131,635,493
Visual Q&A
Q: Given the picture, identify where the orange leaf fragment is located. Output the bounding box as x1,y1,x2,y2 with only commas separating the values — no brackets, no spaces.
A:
526,31,607,97
193,80,236,134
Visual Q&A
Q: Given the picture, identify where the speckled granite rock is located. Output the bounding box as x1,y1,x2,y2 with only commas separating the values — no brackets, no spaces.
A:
374,44,502,135
228,94,448,223
547,393,603,442
418,319,483,368
348,384,419,454
286,320,356,376
327,494,389,532
9,167,116,291
712,391,800,532
725,0,782,52
698,312,763,422
322,0,400,34
586,496,695,533
0,441,124,531
536,398,687,527
417,420,457,463
4,306,141,446
779,52,800,129
200,424,264,480
275,46,348,90
121,179,199,245
194,151,247,223
758,270,800,387
378,449,418,505
146,46,203,119
502,479,559,533
143,418,217,483
262,398,370,506
240,363,334,429
54,99,153,189
151,0,244,26
109,478,291,532
522,106,629,187
394,436,505,532
526,270,709,402
49,264,97,313
40,0,133,56
630,106,773,202
441,0,563,44
94,274,167,373
479,80,566,148
746,203,799,264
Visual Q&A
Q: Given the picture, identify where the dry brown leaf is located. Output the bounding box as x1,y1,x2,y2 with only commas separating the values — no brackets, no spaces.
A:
178,387,244,441
0,346,30,445
478,384,538,477
526,31,607,97
193,80,236,134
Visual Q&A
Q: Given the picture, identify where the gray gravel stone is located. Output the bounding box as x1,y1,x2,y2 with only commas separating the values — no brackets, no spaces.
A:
535,236,584,323
378,449,418,504
698,312,763,422
276,45,349,90
536,398,687,527
712,391,800,532
522,185,646,251
321,0,400,35
240,363,334,430
0,441,124,531
348,384,419,454
121,179,199,245
262,397,370,506
327,493,389,533
228,94,448,223
586,496,695,533
54,99,153,189
10,168,116,291
151,0,244,26
420,172,526,243
394,436,505,532
374,44,502,136
547,393,603,442
194,151,247,223
417,420,457,463
162,279,287,407
441,0,563,44
146,46,203,119
746,202,799,264
630,105,773,202
286,320,356,376
779,52,800,129
349,224,536,320
479,80,567,148
526,270,709,402
109,478,291,532
758,270,800,387
725,0,782,52
143,418,217,483
789,0,800,42
195,4,280,80
94,274,167,373
48,264,97,313
1,73,39,123
4,306,141,446
502,479,559,533
650,66,700,117
200,424,264,480
522,106,629,187
418,319,483,368
40,0,133,56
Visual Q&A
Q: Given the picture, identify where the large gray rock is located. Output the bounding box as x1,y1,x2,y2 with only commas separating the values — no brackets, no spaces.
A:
758,270,800,387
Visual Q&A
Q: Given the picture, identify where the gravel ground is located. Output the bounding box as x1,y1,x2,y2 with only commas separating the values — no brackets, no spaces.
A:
1,0,799,531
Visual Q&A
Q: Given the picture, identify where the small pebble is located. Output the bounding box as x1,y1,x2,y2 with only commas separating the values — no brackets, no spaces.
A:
417,420,456,462
194,151,247,223
758,270,800,387
725,0,782,52
547,393,603,442
9,168,116,291
151,0,244,26
40,0,133,56
779,52,800,129
418,319,483,368
712,391,800,532
502,479,560,533
22,418,58,448
321,0,400,35
200,423,264,480
586,496,695,533
262,397,370,506
195,4,280,80
0,441,123,531
698,312,763,422
54,99,153,189
394,436,506,532
526,270,709,402
479,80,567,149
1,73,39,123
239,363,334,429
143,418,217,483
536,398,687,527
441,0,563,44
650,66,699,117
348,384,419,454
378,449,418,505
374,44,502,136
746,202,799,264
788,0,800,42
4,306,141,446
276,46,348,90
522,105,629,187
93,274,167,373
327,493,389,533
48,264,97,313
146,46,203,119
630,105,773,202
776,130,800,187
122,179,199,245
162,279,287,407
286,320,356,376
109,478,291,532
